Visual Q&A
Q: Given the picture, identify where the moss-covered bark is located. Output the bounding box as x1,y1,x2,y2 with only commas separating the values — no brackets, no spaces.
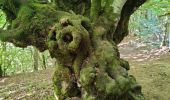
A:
0,0,146,100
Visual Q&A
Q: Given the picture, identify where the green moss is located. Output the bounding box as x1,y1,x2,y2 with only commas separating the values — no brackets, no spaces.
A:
0,0,146,99
80,67,96,86
90,0,101,21
53,0,91,17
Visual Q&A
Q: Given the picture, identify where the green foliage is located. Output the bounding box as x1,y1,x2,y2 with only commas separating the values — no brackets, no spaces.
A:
0,10,6,27
0,10,53,76
0,41,54,76
0,43,33,75
145,0,170,16
129,0,170,46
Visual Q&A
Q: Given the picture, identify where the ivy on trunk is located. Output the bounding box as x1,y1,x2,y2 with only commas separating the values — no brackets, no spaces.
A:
0,0,146,99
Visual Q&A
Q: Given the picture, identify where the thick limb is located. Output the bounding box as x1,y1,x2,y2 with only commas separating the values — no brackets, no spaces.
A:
0,28,23,41
53,64,81,100
113,0,147,44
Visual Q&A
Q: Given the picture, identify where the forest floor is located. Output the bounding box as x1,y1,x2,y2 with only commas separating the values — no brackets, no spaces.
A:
0,36,170,100
119,36,170,100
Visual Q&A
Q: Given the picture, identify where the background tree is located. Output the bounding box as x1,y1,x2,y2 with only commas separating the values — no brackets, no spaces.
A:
41,53,47,69
129,0,170,48
0,0,146,100
0,9,53,75
32,46,39,71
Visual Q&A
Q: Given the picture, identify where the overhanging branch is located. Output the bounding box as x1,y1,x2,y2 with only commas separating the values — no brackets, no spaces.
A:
113,0,147,44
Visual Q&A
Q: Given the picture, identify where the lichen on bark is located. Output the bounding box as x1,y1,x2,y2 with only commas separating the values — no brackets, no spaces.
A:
0,0,146,100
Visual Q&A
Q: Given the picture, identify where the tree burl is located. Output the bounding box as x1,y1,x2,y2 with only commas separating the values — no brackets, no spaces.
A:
0,0,146,100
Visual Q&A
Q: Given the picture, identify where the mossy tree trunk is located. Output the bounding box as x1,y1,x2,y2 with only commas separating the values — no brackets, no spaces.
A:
0,0,146,99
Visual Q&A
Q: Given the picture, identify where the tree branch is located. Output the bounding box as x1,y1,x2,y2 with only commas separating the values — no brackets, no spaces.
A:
159,13,170,17
113,0,147,44
90,0,101,21
0,27,24,42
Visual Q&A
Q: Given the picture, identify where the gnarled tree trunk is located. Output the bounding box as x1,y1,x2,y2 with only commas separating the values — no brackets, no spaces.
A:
0,0,146,99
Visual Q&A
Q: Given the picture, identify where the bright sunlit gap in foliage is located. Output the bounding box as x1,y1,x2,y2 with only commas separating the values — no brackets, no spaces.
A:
129,0,170,48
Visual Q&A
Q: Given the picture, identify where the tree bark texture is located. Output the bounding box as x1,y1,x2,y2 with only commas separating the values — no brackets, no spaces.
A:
0,0,146,99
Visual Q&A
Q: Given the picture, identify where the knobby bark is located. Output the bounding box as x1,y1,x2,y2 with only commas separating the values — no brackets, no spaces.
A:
0,0,146,99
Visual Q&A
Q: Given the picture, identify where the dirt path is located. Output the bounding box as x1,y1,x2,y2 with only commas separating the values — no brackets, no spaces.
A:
129,56,170,100
0,68,55,100
0,37,170,100
119,38,170,100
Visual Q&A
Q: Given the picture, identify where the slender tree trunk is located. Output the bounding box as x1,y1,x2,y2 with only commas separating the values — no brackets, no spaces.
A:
42,53,47,69
160,26,167,47
166,17,170,49
0,43,3,78
160,17,169,47
32,47,39,71
0,65,3,78
1,42,7,76
161,33,167,47
168,22,170,49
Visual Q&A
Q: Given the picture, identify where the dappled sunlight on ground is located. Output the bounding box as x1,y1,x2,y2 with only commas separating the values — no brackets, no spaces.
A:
0,68,55,100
